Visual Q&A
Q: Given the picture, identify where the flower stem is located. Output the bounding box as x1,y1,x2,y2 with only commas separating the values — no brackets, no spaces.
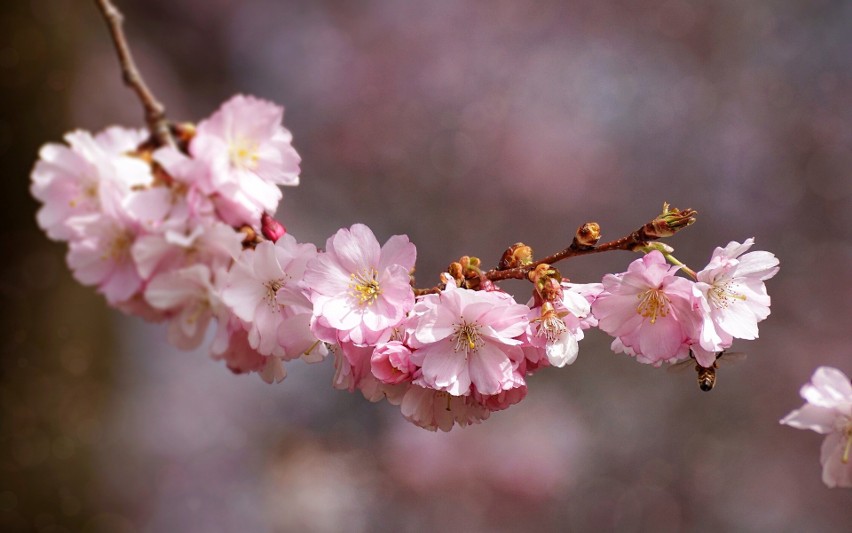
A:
93,0,175,147
663,253,698,280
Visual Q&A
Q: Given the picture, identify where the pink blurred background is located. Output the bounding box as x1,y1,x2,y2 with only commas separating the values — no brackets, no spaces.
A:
2,0,850,531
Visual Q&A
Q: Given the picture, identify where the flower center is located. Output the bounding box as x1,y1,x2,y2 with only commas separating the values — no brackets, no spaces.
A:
709,280,747,310
229,137,260,169
184,300,209,325
537,313,567,343
70,181,99,208
264,277,288,312
843,420,852,465
452,319,483,355
349,268,381,306
102,230,133,262
636,288,670,324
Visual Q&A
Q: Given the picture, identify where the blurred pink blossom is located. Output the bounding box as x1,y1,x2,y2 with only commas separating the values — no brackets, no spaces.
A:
781,366,852,488
190,94,301,226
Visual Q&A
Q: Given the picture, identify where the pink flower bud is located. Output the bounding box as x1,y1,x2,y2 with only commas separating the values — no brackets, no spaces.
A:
371,341,416,384
261,212,286,242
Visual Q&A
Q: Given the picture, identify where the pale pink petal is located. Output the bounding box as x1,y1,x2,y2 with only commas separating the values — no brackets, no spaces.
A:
468,343,514,395
378,234,417,271
802,367,852,408
780,404,838,434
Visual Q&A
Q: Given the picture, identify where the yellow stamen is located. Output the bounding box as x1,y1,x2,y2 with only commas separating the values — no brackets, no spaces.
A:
264,277,288,312
843,425,852,465
102,230,132,262
184,302,208,325
229,138,261,169
535,309,568,343
636,289,671,324
349,268,382,306
304,340,322,357
709,280,747,309
452,319,483,355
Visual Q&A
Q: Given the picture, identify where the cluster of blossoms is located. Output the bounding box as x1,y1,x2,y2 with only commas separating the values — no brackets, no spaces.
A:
30,95,322,382
31,94,784,434
308,230,780,431
593,242,779,368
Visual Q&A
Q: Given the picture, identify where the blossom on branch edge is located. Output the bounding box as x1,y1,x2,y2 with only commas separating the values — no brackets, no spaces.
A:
781,367,852,488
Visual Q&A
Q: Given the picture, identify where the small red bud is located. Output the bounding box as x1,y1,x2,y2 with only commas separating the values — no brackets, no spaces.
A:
261,213,286,242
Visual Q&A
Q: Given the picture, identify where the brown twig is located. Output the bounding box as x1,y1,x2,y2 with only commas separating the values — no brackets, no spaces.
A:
94,0,175,147
484,232,648,282
413,205,697,293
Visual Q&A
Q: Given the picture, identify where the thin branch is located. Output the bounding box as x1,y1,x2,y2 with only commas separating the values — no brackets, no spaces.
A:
94,0,175,147
413,206,697,294
485,206,697,282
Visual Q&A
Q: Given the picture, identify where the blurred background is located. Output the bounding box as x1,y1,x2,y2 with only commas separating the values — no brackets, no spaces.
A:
2,0,851,531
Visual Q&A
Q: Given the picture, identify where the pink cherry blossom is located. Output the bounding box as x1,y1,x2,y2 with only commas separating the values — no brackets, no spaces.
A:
131,220,241,281
692,238,779,365
65,208,144,305
592,251,697,366
473,383,528,412
408,282,529,396
331,342,408,404
210,318,273,380
144,264,223,350
223,236,322,360
151,146,218,221
31,129,151,241
305,223,416,346
525,282,600,369
190,95,300,226
400,384,491,432
780,367,852,488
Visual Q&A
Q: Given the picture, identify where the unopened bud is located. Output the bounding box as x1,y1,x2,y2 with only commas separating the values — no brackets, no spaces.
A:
499,243,534,270
448,262,464,281
261,213,286,242
572,222,601,249
528,263,550,284
464,256,481,269
644,203,697,238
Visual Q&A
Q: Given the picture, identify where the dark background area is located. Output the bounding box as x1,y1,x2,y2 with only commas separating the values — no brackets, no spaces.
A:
1,0,851,531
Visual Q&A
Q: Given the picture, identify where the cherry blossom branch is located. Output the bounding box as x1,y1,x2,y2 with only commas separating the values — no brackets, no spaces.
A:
491,205,697,280
413,204,697,295
94,0,175,147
